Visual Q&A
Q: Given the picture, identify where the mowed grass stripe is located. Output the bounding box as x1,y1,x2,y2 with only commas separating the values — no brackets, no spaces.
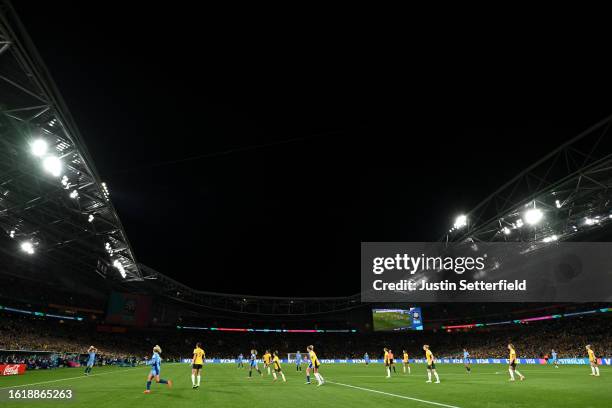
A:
0,363,609,408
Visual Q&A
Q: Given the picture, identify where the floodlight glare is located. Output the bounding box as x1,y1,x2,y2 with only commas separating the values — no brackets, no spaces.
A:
542,235,558,243
555,199,562,209
453,214,467,229
20,241,35,255
88,214,95,223
30,139,48,157
113,259,127,278
69,190,79,199
523,208,543,225
502,227,511,235
42,155,62,177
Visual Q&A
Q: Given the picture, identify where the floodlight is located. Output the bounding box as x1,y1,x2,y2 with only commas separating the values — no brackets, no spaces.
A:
523,208,543,225
101,182,110,199
453,214,467,229
502,227,511,235
42,155,62,177
88,214,95,223
69,190,79,199
30,139,48,157
555,200,562,208
515,219,524,228
9,230,15,238
542,235,558,243
20,241,35,255
113,259,127,278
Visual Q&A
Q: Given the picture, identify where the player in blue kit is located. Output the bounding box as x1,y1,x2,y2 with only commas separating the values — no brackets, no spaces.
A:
295,351,302,371
305,353,313,384
551,349,559,368
84,346,97,375
237,353,244,368
364,352,370,365
143,345,173,394
463,349,471,373
248,349,263,378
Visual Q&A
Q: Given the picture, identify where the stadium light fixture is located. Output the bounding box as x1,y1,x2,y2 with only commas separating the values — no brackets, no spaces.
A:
30,139,48,157
88,214,95,223
113,259,127,278
42,155,62,177
502,226,511,235
20,241,35,255
69,189,79,199
523,208,543,225
9,230,15,238
555,199,562,208
542,235,558,243
453,214,468,229
515,219,524,228
101,182,110,199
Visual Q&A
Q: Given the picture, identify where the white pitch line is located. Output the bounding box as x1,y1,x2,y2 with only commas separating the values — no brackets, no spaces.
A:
0,366,142,390
328,381,462,408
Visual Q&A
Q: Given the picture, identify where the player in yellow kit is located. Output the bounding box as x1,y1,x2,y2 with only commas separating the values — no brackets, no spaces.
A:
263,350,272,375
402,350,411,374
508,343,525,381
307,345,325,386
388,349,397,374
586,345,600,376
191,342,205,389
383,348,391,378
423,345,440,383
272,351,286,382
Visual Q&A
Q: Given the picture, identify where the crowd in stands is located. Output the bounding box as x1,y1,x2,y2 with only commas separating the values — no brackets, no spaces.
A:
2,311,611,367
0,351,143,369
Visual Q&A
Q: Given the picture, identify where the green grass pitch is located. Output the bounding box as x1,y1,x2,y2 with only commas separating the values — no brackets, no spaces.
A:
0,363,610,408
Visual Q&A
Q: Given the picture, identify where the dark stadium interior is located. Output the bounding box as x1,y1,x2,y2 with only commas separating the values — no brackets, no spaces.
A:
5,1,612,296
1,5,612,407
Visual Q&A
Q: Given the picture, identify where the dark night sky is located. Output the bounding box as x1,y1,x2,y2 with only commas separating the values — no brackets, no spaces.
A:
11,2,612,296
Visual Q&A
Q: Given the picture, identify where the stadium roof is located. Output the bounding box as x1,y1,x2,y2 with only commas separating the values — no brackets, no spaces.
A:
134,264,362,316
0,1,142,281
444,113,612,247
137,115,612,313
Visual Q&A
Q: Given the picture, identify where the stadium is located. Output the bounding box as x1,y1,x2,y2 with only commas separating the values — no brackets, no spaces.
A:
1,2,612,407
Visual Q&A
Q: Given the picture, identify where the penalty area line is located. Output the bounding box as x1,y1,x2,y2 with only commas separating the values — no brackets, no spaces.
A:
0,366,142,390
327,381,462,408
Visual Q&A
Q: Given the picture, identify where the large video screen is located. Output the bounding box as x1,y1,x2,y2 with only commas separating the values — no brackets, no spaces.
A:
372,307,423,331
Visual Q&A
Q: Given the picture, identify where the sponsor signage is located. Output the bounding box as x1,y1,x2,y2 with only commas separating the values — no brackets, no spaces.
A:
0,364,26,376
181,358,611,365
